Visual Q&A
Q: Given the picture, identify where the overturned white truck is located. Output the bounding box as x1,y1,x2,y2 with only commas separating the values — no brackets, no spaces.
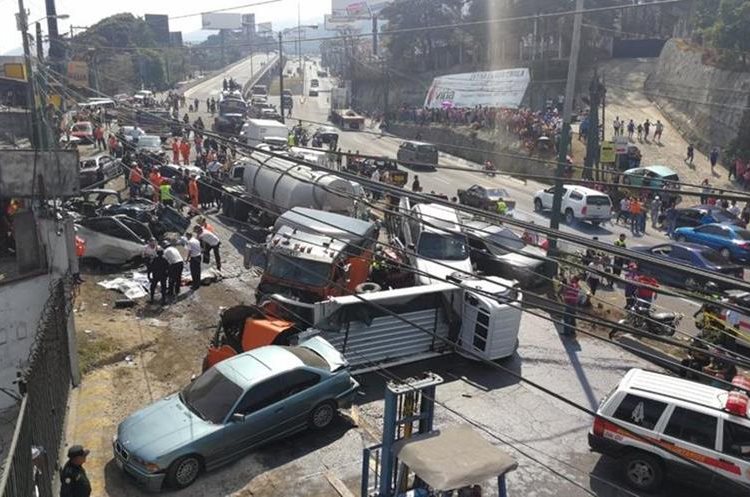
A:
294,273,523,372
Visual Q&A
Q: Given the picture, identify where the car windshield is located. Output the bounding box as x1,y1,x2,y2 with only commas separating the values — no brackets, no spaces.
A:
712,210,738,222
736,230,750,241
699,249,728,265
180,368,243,424
266,253,331,287
417,232,469,261
486,188,509,198
138,137,161,148
487,229,525,253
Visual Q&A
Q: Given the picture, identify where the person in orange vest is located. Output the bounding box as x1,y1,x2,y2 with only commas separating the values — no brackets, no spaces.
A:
128,162,143,198
629,197,642,236
107,134,118,156
171,139,180,165
149,168,163,203
188,175,199,211
180,138,191,165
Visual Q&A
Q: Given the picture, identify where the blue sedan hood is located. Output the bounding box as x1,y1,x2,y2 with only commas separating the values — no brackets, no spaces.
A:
118,394,220,461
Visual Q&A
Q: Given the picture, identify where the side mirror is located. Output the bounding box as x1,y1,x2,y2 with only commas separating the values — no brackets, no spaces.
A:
230,413,245,423
407,243,415,251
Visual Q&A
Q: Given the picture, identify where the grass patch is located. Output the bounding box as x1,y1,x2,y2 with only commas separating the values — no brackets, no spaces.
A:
77,333,121,373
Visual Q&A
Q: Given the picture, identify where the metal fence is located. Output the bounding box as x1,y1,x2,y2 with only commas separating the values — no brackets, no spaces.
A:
0,277,74,497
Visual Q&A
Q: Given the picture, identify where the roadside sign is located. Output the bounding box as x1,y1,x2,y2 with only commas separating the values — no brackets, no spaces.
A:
601,141,616,163
66,61,89,88
614,135,628,154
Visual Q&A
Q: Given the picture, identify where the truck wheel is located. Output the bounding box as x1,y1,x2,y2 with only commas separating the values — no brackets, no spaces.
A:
565,209,575,224
355,282,381,294
621,452,664,492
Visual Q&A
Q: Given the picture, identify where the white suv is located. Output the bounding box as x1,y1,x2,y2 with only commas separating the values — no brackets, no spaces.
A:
589,368,750,493
533,185,612,226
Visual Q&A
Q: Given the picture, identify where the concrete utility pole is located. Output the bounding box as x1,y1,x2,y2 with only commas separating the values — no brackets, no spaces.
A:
584,69,605,181
17,0,42,148
35,22,44,61
278,32,285,124
45,0,62,65
548,0,584,249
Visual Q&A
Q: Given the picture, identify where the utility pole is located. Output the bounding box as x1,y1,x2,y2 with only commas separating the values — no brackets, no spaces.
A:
35,22,44,61
372,15,378,56
584,69,604,181
548,0,584,250
278,32,285,124
45,0,62,65
17,0,42,148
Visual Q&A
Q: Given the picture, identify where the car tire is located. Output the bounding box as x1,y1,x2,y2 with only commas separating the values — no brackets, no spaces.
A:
309,401,337,430
534,198,543,212
165,455,202,489
720,248,731,260
621,451,664,492
565,209,575,225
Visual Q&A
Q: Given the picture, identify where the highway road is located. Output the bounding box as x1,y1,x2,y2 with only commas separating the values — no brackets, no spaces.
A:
184,52,276,104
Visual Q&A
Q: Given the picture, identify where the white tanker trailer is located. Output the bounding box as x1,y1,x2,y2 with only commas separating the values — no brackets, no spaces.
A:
221,150,358,225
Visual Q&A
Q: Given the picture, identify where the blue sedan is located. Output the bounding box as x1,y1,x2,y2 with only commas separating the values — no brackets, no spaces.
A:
113,337,358,491
632,242,745,290
673,224,750,263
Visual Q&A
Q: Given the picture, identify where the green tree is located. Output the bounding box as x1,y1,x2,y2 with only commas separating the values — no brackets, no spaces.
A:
703,0,750,66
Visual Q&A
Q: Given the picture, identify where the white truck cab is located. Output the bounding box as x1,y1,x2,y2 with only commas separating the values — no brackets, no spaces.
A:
533,184,612,226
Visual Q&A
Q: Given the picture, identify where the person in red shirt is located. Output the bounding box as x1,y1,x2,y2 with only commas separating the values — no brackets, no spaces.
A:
188,175,199,210
107,134,118,156
128,163,143,197
180,139,191,165
149,168,162,202
171,139,180,165
560,276,581,336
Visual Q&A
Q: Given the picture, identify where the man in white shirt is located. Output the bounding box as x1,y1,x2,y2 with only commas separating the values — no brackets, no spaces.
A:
370,168,381,200
185,232,202,290
195,226,222,271
163,243,184,298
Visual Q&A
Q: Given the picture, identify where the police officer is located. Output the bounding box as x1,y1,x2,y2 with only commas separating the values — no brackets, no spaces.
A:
148,249,170,305
60,445,91,497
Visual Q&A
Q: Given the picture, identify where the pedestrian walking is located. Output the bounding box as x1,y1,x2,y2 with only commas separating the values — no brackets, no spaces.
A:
560,276,581,336
195,225,221,271
128,162,143,198
700,178,711,204
411,175,421,192
710,147,720,174
636,123,643,141
188,175,199,210
370,168,381,200
613,116,621,137
627,119,635,140
686,143,695,165
613,234,627,277
624,264,639,310
60,445,91,497
164,243,183,298
654,120,664,143
180,138,191,165
643,119,651,140
629,198,641,235
148,167,162,203
617,197,630,224
185,232,202,290
147,249,169,304
587,258,603,296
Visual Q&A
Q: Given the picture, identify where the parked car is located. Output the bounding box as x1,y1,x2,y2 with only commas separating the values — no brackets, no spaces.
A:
75,215,151,265
118,126,146,143
631,242,744,290
533,185,612,226
79,154,122,188
666,205,746,231
589,368,750,493
397,141,438,170
135,135,167,161
622,164,680,189
464,221,551,288
69,121,95,144
672,223,750,263
457,185,516,212
113,337,358,491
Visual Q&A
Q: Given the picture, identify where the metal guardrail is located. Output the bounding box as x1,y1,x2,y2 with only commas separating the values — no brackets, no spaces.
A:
242,54,282,101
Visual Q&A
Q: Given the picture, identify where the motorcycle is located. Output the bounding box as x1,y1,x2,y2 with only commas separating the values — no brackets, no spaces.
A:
484,161,496,177
618,299,682,336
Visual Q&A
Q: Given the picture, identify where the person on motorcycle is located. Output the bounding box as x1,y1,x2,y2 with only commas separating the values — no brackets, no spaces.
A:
484,160,496,176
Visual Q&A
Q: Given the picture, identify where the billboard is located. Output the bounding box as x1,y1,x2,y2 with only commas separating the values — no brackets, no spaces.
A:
3,63,26,81
324,14,362,32
257,22,272,34
242,13,256,32
423,68,531,110
331,0,391,19
145,14,170,45
66,61,89,88
201,12,243,30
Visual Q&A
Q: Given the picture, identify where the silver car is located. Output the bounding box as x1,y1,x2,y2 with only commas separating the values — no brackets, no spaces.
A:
113,337,358,491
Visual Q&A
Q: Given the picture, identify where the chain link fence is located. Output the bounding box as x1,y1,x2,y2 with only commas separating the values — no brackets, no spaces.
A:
0,275,76,497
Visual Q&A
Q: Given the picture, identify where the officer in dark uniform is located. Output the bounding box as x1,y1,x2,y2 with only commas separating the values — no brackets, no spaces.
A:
147,248,170,305
60,445,91,497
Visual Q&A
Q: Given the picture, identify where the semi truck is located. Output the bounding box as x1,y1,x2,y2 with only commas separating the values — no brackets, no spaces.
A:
203,272,523,373
220,150,358,225
330,108,365,131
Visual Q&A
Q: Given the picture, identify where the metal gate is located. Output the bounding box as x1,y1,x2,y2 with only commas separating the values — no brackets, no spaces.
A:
612,38,667,58
0,277,74,497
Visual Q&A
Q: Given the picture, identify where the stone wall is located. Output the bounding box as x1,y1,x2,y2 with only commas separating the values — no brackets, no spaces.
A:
0,110,31,143
645,39,750,155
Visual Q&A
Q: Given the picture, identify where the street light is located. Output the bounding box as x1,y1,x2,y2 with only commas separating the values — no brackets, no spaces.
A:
29,13,69,25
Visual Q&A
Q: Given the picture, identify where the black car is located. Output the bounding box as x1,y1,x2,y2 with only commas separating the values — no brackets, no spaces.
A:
665,205,745,231
631,242,745,290
457,184,516,212
464,221,553,288
79,154,122,188
397,141,438,170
